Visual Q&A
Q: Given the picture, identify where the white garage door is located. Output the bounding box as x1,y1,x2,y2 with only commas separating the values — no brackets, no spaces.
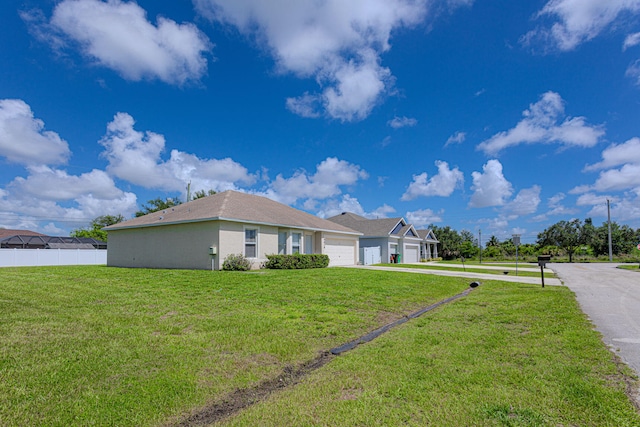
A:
403,245,420,263
324,238,357,266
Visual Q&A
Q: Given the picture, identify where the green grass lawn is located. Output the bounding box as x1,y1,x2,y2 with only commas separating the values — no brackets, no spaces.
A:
0,266,638,426
377,262,556,278
618,264,640,272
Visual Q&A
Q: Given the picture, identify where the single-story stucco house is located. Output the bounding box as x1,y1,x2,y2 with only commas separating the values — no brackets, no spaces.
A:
326,212,427,264
105,190,362,270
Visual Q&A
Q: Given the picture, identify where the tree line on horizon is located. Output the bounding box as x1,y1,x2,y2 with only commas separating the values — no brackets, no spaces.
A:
430,218,640,262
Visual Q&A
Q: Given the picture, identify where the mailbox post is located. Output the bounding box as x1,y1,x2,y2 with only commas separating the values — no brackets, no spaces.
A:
538,255,551,288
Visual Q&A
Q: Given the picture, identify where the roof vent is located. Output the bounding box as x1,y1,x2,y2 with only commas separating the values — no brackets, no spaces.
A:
158,216,164,220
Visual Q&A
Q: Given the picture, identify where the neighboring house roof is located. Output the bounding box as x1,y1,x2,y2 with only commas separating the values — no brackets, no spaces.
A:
0,235,106,249
399,224,421,239
0,229,46,240
328,213,437,242
105,190,361,235
417,229,439,242
327,212,407,237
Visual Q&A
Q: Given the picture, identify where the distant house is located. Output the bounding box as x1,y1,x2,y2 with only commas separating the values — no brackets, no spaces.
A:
416,229,439,260
0,229,106,250
0,229,46,240
104,191,362,270
326,213,426,264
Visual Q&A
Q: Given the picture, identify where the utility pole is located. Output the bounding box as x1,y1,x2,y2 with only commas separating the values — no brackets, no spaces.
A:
512,234,520,276
607,199,613,262
479,229,482,264
186,181,191,203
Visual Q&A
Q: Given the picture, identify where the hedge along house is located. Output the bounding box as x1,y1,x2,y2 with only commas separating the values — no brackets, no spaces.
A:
326,212,424,264
105,191,361,270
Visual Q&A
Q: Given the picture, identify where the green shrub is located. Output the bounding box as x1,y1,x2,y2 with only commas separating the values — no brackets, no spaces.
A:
222,253,252,271
264,253,329,269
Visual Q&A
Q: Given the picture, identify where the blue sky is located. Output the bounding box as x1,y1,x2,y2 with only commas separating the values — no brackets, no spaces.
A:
1,0,640,243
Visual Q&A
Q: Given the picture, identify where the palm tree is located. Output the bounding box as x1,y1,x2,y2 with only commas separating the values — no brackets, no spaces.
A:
487,235,500,247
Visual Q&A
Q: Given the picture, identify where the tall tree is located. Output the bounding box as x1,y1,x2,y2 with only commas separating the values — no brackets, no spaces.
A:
486,235,500,247
537,219,587,262
192,189,217,199
592,222,638,256
430,225,462,260
71,214,124,242
135,197,181,217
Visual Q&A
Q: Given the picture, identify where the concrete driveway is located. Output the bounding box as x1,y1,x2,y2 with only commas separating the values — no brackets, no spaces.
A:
552,263,640,380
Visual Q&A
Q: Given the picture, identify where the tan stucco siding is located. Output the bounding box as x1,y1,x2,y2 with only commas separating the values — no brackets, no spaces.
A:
107,221,219,270
218,221,278,269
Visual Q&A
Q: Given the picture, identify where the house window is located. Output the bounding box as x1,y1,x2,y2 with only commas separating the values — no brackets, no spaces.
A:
292,232,301,254
278,231,287,255
304,234,313,254
245,228,257,258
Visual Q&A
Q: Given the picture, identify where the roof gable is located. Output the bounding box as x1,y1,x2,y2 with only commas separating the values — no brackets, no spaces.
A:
417,229,439,242
106,191,360,235
327,213,406,237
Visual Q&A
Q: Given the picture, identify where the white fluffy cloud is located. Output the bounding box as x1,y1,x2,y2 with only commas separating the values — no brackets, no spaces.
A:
626,60,640,85
401,161,464,200
584,138,640,171
266,157,369,205
505,185,541,216
315,194,395,219
477,91,604,155
405,208,444,227
522,0,640,51
388,116,418,129
624,32,640,50
195,0,463,121
100,112,255,193
0,99,70,165
25,0,211,85
445,131,466,147
575,137,640,194
586,164,640,192
0,166,137,229
0,100,140,231
532,192,579,221
469,159,513,208
576,192,612,206
578,192,640,224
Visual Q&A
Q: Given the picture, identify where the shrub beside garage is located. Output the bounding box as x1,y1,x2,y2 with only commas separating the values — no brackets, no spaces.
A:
264,254,330,269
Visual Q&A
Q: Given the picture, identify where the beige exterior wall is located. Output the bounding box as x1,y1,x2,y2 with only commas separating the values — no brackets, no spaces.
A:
107,220,358,270
107,221,219,270
218,221,278,269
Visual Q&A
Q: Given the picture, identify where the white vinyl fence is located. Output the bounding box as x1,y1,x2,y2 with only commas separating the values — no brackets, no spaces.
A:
0,249,107,267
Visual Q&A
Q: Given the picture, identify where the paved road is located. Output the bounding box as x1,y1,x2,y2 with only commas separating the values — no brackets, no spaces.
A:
344,264,562,286
552,263,640,380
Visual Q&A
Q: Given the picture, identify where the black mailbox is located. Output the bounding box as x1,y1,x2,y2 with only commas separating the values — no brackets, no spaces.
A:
538,255,551,267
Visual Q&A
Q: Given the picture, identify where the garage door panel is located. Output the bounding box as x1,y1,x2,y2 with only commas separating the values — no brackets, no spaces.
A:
325,239,356,266
404,245,419,263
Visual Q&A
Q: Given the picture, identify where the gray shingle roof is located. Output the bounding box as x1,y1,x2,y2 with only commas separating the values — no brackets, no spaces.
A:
327,212,405,237
105,191,360,234
417,229,439,242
